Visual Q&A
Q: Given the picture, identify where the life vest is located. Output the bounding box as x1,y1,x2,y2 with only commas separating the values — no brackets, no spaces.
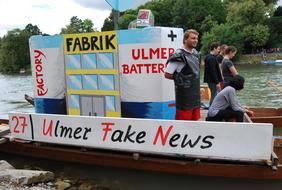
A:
167,48,201,110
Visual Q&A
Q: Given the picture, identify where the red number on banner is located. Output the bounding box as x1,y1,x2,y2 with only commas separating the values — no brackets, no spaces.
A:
11,115,28,134
11,115,20,133
19,116,28,133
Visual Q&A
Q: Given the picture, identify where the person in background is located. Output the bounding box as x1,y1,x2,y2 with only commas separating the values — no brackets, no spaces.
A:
216,44,227,89
203,42,223,106
221,46,239,87
164,29,201,121
216,44,227,66
206,75,253,122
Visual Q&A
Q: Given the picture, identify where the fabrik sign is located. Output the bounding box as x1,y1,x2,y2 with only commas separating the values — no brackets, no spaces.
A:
9,113,273,162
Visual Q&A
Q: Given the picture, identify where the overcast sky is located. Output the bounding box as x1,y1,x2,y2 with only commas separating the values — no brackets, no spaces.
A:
0,0,281,37
0,0,151,37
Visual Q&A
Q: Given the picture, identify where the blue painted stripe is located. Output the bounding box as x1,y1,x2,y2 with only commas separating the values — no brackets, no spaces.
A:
118,28,160,44
121,101,175,119
29,35,63,49
35,98,66,114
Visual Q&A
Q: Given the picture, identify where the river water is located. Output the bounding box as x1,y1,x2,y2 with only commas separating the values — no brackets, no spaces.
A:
0,64,281,115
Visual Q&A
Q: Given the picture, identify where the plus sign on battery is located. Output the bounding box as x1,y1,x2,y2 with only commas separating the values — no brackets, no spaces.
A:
168,30,177,42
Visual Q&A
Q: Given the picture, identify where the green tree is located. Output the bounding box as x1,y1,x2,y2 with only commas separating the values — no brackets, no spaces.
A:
201,23,244,56
0,29,31,73
140,0,174,27
199,15,218,33
224,0,278,6
267,6,282,47
24,24,42,35
102,0,175,30
83,19,95,32
172,0,226,32
226,0,273,51
61,16,96,34
274,6,282,16
242,24,270,49
101,11,114,31
118,13,137,29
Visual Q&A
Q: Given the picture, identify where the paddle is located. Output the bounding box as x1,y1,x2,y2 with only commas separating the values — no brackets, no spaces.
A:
266,80,282,94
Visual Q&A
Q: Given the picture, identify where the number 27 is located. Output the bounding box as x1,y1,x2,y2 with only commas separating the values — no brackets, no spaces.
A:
11,116,28,134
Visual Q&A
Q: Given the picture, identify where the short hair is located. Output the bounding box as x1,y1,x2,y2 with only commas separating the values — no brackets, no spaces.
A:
225,46,237,55
229,75,245,90
210,42,220,51
183,29,199,44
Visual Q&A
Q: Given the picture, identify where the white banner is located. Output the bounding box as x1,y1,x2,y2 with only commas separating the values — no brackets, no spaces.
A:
9,113,273,161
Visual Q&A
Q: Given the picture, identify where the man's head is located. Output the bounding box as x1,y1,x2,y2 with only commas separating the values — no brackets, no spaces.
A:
210,42,220,55
229,75,245,90
183,29,199,50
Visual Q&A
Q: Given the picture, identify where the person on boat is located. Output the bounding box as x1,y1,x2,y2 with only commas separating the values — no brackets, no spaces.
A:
216,44,227,66
216,44,227,89
221,46,239,88
164,29,201,120
203,42,223,106
206,75,254,122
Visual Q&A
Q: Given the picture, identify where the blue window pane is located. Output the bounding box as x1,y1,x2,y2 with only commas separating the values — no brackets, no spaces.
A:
67,75,82,90
69,95,80,109
98,75,115,90
82,75,98,90
97,53,114,69
106,96,115,111
66,54,81,69
82,53,97,69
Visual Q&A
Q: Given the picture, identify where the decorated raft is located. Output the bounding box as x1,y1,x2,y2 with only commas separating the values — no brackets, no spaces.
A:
0,23,282,181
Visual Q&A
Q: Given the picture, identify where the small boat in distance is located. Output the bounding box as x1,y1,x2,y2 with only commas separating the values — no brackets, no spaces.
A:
261,60,282,65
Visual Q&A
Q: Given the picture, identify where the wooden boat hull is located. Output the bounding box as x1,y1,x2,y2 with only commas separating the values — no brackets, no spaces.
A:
250,108,282,128
1,114,282,180
0,139,282,180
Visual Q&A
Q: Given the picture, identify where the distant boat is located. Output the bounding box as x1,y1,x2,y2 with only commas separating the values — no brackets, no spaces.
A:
261,60,282,65
19,68,26,74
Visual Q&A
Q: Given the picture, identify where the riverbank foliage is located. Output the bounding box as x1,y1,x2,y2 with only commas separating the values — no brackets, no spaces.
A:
0,17,95,74
0,24,41,74
0,0,281,74
102,0,281,56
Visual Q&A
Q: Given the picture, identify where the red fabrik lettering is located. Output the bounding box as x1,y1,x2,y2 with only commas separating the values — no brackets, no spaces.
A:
102,122,115,141
34,49,48,96
153,125,173,145
43,118,53,136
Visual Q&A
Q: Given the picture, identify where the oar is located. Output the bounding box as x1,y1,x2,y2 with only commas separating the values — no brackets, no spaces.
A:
266,80,282,94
